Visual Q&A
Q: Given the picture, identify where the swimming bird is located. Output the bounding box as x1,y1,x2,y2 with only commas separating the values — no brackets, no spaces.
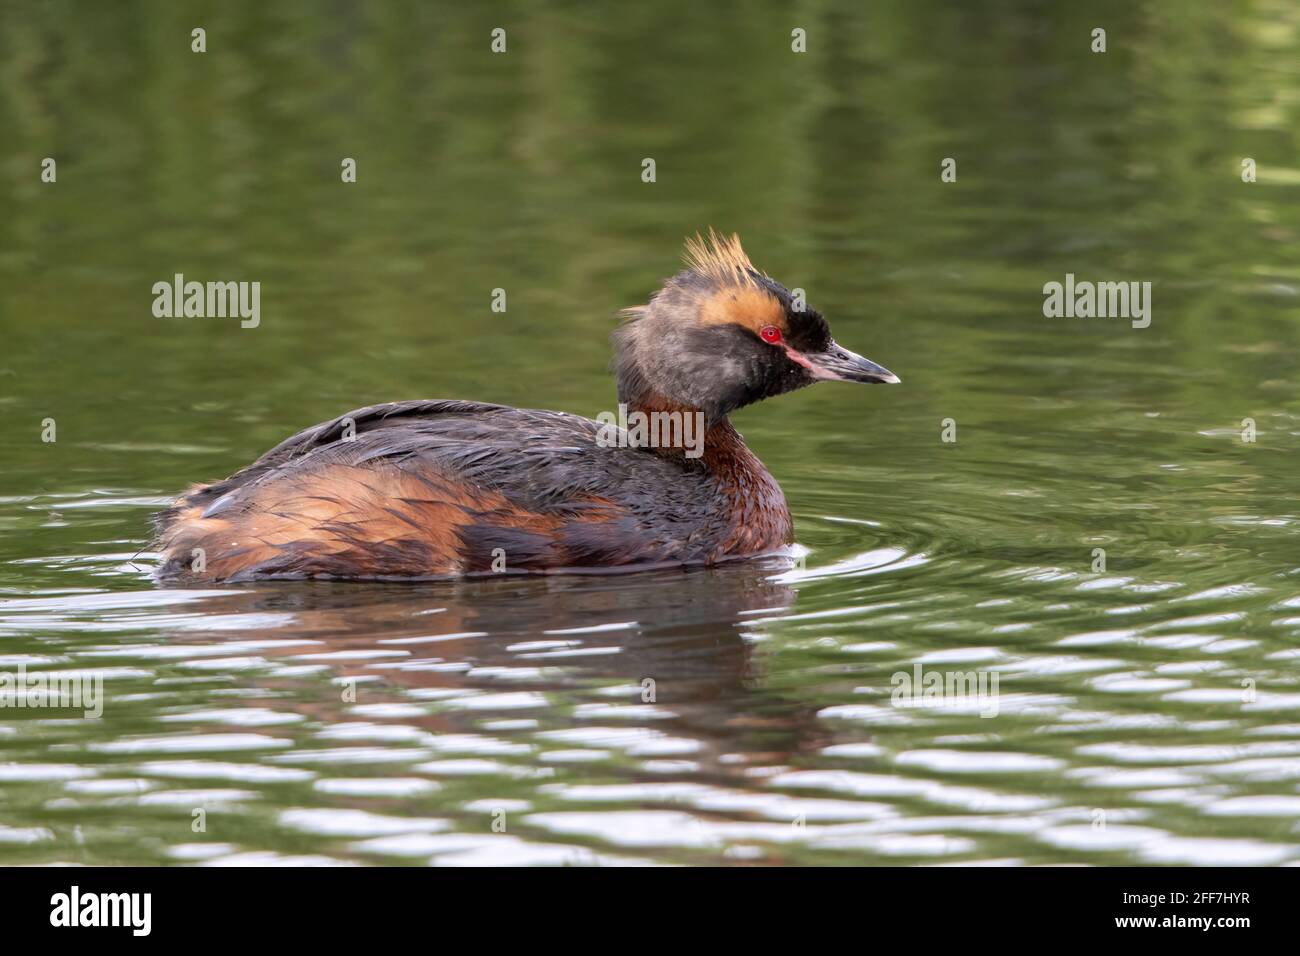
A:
153,232,898,582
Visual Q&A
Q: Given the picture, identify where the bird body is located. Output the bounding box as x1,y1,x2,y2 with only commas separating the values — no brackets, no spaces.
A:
154,233,896,583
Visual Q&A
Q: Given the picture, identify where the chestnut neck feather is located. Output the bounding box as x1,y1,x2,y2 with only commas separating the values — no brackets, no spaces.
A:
621,389,793,555
622,388,759,479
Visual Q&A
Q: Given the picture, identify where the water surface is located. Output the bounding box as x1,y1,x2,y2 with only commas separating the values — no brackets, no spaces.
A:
2,0,1300,865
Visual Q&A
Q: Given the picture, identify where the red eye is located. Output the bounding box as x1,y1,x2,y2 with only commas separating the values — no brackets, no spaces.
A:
759,326,783,344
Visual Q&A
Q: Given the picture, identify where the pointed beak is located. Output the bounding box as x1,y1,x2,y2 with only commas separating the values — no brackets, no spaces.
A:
805,341,900,384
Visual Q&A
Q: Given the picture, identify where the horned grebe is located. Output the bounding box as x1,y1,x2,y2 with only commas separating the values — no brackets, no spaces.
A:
153,232,898,582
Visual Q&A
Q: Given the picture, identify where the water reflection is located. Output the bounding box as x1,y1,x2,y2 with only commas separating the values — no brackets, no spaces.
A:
2,490,1300,865
0,560,865,865
149,563,829,776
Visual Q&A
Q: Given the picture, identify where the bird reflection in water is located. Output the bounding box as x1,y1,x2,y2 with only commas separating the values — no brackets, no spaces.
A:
163,558,831,781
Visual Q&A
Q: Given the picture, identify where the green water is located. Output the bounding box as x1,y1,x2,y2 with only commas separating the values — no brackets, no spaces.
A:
2,0,1300,865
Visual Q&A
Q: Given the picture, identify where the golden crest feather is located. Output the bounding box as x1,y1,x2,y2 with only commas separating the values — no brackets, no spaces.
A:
682,229,763,288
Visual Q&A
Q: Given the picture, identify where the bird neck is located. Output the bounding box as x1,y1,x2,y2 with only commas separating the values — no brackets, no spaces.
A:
618,389,752,475
617,388,792,552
